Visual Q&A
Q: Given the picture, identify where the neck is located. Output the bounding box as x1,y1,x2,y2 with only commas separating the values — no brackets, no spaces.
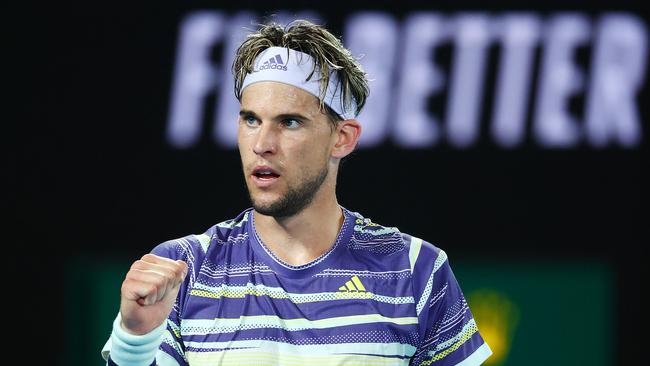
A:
253,191,344,267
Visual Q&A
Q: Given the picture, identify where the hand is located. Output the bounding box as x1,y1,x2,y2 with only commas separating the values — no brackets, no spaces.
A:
119,253,188,335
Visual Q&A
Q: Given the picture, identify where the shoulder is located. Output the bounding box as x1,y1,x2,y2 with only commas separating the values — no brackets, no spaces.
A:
406,233,448,273
345,208,446,266
151,209,253,262
346,209,406,255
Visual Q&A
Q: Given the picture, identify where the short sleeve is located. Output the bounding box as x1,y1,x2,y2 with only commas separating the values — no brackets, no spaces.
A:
409,238,492,366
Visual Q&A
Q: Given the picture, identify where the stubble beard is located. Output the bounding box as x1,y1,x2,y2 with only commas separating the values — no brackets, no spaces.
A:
248,164,329,218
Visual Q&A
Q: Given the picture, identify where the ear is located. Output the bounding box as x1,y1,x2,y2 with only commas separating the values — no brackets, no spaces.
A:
331,119,362,159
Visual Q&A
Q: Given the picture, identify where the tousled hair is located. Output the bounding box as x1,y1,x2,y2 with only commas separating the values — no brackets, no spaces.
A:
233,20,369,124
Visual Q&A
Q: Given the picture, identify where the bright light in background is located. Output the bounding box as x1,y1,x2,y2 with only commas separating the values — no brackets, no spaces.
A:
467,290,520,365
455,261,613,366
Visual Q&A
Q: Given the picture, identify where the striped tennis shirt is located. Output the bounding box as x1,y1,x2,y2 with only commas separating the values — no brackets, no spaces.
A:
102,207,492,365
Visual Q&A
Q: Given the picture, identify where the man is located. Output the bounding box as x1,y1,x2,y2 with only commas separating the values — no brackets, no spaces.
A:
102,20,492,366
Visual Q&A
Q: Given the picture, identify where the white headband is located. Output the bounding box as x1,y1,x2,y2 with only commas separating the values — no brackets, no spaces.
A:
240,46,357,120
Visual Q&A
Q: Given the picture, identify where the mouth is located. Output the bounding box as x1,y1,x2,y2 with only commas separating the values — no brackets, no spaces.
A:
251,166,280,187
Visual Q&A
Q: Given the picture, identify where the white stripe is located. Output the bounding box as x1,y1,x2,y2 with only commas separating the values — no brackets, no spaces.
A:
181,314,418,334
434,318,477,352
216,212,250,228
408,237,423,272
436,303,469,335
317,268,411,280
184,340,416,358
416,250,447,315
200,262,271,276
215,233,249,245
455,343,493,366
161,329,185,358
429,282,448,308
353,226,400,235
194,234,211,253
177,237,197,288
200,266,272,275
418,317,479,357
156,350,183,366
198,271,274,280
320,269,410,275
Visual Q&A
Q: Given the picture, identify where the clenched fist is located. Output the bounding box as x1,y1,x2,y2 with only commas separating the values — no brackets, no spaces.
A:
119,253,188,335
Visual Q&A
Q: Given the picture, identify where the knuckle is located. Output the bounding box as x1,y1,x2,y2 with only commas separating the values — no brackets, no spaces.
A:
173,265,185,277
157,274,172,288
141,253,156,261
130,260,145,270
158,272,172,285
175,261,188,274
179,260,188,271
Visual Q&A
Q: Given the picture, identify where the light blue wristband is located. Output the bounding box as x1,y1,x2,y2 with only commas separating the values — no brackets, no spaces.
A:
109,313,167,366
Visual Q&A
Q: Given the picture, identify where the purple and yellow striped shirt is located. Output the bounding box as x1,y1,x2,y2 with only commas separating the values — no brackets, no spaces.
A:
102,207,491,365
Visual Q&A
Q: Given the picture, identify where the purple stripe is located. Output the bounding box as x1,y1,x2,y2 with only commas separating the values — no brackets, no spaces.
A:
184,295,416,320
182,325,419,347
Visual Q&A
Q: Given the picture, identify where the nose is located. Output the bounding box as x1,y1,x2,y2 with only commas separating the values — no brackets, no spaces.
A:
252,122,277,155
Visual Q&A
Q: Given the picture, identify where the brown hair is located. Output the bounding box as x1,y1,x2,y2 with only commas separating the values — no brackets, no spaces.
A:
232,20,369,123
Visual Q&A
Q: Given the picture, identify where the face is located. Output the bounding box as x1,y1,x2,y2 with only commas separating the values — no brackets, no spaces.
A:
238,81,337,218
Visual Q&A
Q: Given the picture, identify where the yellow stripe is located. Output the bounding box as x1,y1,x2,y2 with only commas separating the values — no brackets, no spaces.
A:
334,291,374,299
351,276,366,291
420,323,479,365
345,280,356,291
192,287,375,301
190,282,413,305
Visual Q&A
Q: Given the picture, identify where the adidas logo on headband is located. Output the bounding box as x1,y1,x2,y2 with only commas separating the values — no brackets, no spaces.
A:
242,46,357,119
257,54,287,71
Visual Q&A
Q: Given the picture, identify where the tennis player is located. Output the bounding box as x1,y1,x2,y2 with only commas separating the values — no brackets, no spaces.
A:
102,20,492,366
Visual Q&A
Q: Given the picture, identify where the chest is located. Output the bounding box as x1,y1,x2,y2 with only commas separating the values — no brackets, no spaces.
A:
179,267,419,364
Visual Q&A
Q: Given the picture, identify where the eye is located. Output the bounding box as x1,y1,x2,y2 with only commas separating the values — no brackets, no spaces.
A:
282,118,302,129
243,115,259,127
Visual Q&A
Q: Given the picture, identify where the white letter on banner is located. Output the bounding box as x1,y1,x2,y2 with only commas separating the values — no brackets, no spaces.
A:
393,13,448,147
345,12,399,147
491,14,541,148
446,14,492,148
214,11,257,148
533,14,590,148
585,13,647,148
167,12,225,149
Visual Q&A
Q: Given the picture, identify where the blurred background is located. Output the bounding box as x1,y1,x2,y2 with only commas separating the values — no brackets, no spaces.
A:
6,1,647,365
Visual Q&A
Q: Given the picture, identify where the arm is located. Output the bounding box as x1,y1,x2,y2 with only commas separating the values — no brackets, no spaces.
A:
102,253,188,366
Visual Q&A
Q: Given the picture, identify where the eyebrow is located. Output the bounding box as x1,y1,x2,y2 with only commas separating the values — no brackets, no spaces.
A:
239,109,312,122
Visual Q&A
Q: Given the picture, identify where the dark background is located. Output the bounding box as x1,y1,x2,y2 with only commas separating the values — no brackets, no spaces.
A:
7,1,647,365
